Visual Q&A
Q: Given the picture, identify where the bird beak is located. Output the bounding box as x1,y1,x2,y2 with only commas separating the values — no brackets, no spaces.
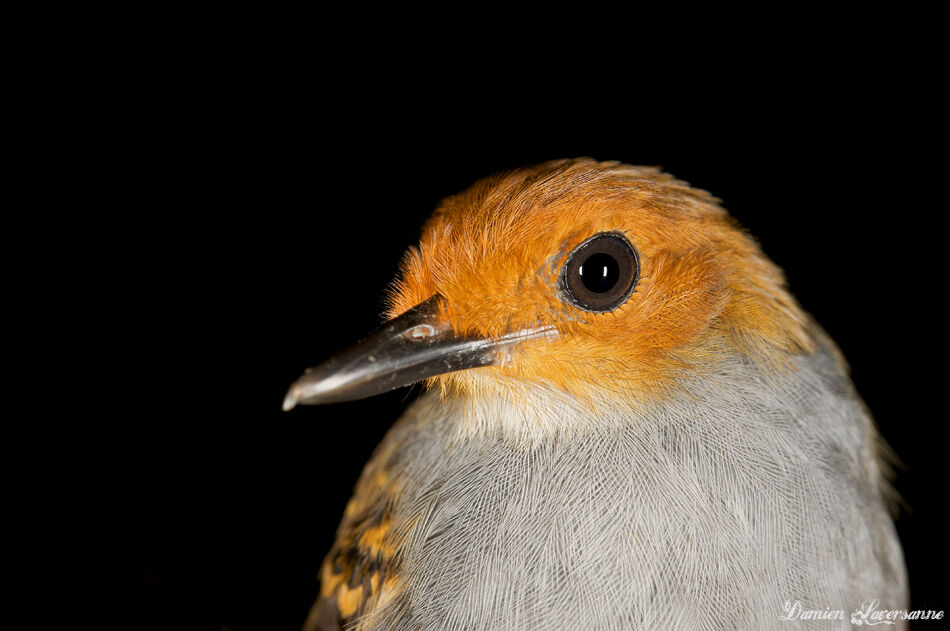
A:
282,295,556,410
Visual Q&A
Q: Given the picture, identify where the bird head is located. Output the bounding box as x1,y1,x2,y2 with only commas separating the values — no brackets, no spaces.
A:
284,159,813,421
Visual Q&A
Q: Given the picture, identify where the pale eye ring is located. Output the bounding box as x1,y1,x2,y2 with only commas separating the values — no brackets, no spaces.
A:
558,232,639,312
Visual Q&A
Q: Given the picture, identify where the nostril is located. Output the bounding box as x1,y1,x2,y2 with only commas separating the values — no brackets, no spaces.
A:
407,324,435,340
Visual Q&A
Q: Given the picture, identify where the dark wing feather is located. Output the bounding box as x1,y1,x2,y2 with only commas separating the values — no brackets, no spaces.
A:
302,451,402,631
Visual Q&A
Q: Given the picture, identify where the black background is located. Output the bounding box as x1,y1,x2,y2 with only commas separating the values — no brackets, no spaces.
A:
53,7,947,630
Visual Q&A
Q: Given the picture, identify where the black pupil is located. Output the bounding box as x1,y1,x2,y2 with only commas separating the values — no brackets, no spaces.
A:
578,252,619,293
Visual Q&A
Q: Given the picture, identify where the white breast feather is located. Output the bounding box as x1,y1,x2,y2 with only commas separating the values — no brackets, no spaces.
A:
350,340,907,631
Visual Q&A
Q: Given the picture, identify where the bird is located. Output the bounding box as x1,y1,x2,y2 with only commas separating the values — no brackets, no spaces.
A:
283,158,908,630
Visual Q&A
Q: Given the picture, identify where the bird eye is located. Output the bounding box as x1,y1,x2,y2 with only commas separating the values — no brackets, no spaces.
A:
558,232,639,312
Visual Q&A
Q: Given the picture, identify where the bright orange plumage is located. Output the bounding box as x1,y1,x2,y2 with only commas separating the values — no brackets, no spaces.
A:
386,159,814,408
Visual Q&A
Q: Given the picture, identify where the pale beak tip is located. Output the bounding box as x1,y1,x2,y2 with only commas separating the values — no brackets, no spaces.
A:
282,386,300,412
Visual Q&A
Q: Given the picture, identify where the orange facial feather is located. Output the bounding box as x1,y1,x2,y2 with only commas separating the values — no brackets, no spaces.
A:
386,158,813,406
